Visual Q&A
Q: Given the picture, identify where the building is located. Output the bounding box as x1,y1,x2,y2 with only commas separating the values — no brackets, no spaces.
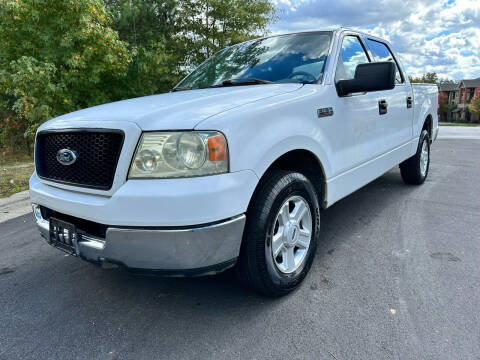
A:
457,78,480,122
438,78,480,123
438,82,458,122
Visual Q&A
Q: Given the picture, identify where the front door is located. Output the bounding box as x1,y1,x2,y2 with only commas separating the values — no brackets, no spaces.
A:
332,34,384,173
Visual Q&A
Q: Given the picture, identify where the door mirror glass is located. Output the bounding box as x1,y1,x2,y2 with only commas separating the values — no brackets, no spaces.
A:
336,62,396,97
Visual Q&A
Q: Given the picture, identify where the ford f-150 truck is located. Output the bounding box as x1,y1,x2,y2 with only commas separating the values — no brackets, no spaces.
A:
30,28,438,296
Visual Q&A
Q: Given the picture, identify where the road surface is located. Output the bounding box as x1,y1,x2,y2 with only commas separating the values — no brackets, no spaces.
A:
437,125,480,139
1,139,479,360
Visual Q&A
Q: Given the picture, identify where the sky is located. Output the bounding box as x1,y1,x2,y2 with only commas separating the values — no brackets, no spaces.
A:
271,0,480,80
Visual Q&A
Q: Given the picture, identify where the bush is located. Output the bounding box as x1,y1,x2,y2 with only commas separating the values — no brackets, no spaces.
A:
0,0,132,145
0,113,32,157
0,0,277,154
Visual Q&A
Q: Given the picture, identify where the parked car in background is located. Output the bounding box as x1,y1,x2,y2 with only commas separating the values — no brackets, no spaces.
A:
30,28,438,296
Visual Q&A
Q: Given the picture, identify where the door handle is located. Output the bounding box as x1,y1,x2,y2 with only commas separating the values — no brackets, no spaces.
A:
379,99,388,115
407,96,413,108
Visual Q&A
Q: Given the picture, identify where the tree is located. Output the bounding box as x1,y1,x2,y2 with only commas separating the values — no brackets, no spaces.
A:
177,0,277,70
0,0,131,140
438,97,457,123
438,79,456,85
104,0,180,94
105,0,178,46
469,96,480,122
105,0,278,74
438,97,449,122
0,0,278,152
409,72,439,84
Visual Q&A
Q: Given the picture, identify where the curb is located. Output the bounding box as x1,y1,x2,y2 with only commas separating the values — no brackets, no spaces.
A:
0,190,32,223
0,190,30,206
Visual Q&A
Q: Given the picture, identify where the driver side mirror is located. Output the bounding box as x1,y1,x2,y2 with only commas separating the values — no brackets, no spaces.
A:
336,62,396,97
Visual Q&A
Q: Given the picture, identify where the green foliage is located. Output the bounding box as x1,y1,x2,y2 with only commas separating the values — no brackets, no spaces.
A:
122,42,177,96
177,0,277,69
0,0,131,145
0,112,32,156
104,0,180,94
105,0,179,46
438,97,457,122
1,57,59,135
469,96,480,115
438,98,448,121
104,0,277,75
409,72,439,84
0,0,277,153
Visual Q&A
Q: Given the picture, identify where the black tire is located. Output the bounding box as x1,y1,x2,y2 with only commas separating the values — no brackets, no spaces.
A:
400,130,430,185
235,170,321,297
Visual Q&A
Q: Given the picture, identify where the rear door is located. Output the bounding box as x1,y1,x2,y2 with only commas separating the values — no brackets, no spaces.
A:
364,38,414,151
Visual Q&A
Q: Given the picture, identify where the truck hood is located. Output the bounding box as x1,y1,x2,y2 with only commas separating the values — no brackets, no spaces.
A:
43,84,303,131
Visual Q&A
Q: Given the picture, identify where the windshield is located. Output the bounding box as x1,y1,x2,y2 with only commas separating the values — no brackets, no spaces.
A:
175,32,332,90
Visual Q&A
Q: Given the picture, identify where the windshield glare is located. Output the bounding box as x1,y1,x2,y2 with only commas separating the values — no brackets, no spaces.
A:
175,32,332,90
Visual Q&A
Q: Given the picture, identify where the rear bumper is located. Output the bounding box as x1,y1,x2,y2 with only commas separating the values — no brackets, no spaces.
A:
33,204,245,275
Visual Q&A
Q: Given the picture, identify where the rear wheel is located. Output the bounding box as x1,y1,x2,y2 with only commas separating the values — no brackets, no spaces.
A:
236,170,320,297
400,130,430,185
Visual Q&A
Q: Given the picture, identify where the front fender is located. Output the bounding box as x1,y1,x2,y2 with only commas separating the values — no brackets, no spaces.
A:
247,135,332,180
195,85,334,180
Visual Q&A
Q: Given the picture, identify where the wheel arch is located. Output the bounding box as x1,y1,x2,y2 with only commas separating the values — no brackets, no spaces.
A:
251,148,329,209
423,114,433,141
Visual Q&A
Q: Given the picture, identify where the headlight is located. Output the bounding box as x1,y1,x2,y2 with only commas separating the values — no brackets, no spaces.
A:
129,131,228,179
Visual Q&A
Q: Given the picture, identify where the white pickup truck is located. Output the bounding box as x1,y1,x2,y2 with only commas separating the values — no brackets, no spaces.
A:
30,28,438,296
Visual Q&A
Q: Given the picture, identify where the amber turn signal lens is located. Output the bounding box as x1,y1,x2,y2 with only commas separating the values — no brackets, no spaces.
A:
208,135,227,161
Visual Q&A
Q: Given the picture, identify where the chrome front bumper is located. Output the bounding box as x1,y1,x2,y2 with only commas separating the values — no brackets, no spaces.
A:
33,204,245,276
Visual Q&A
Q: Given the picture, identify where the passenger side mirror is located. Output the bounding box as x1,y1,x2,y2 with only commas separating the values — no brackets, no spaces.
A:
336,62,396,97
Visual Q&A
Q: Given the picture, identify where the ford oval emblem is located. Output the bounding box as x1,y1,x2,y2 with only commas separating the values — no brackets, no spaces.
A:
56,149,78,165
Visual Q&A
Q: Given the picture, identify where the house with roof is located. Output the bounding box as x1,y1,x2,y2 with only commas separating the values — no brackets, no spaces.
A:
438,78,480,122
438,82,459,122
457,78,480,122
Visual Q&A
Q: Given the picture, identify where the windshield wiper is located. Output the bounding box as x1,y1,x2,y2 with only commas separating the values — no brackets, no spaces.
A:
209,78,273,88
172,78,272,92
172,86,192,92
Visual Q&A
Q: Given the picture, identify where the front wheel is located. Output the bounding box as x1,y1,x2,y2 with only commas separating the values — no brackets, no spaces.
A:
400,129,430,185
235,170,321,297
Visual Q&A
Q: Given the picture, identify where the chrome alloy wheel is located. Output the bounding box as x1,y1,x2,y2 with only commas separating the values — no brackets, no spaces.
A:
269,195,312,274
420,139,429,177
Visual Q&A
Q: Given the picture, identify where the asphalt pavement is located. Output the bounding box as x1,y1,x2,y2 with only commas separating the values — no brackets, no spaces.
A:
1,138,479,360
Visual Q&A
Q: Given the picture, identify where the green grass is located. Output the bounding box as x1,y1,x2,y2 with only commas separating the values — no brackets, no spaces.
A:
439,122,480,127
0,150,33,165
0,162,34,198
0,151,34,198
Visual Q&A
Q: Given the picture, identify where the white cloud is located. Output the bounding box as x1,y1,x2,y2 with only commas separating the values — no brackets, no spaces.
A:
271,0,480,80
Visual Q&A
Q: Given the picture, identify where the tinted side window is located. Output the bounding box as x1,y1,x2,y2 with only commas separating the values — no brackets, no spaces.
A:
366,39,403,83
335,36,370,81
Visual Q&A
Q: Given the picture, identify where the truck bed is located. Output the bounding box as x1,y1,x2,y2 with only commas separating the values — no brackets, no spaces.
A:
412,83,439,141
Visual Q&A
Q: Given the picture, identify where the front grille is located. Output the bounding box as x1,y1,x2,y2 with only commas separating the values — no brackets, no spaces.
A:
35,130,124,190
